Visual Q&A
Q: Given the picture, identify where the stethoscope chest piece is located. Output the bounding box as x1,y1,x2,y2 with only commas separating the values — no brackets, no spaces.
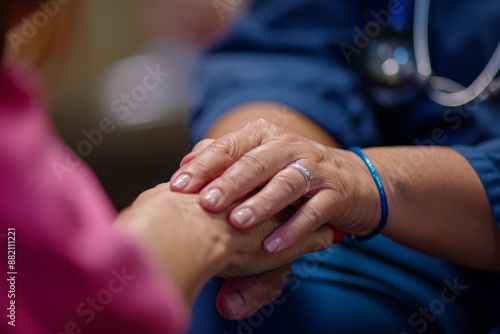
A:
362,35,421,107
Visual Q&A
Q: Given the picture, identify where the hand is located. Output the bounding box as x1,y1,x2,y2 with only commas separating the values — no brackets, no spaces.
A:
170,119,380,253
116,183,338,304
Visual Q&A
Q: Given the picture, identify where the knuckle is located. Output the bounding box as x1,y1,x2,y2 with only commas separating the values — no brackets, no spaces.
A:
256,119,281,136
210,136,239,162
246,270,286,308
186,138,239,180
281,132,299,144
244,118,271,134
301,204,325,225
238,154,268,178
253,118,272,128
217,157,266,197
247,274,268,292
215,175,242,198
255,193,278,214
187,160,218,180
243,275,278,307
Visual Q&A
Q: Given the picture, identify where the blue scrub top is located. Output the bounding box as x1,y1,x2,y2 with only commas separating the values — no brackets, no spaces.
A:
188,0,500,333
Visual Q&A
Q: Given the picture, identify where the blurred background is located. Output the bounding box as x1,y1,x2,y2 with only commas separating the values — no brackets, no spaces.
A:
43,0,247,209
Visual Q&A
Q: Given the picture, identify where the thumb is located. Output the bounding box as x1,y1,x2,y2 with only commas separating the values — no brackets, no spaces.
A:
216,265,291,320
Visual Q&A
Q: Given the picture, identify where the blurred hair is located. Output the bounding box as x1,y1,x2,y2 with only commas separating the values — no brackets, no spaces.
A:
3,1,81,74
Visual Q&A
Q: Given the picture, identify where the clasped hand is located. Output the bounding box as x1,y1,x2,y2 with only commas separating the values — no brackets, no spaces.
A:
117,183,335,319
120,120,384,320
171,119,382,253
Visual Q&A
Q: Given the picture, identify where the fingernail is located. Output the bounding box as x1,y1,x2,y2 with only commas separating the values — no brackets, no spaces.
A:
232,208,254,227
333,230,345,243
265,237,283,253
173,174,191,190
203,188,222,207
222,291,244,318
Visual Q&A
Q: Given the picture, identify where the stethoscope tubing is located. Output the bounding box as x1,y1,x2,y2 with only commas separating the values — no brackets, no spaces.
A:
413,0,500,106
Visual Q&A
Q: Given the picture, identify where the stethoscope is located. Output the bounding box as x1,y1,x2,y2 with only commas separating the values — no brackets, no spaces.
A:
364,0,500,107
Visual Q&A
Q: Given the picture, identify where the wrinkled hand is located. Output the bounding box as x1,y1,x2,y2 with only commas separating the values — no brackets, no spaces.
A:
171,119,380,253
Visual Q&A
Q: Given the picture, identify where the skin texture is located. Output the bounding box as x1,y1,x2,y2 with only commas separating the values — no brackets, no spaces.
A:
171,102,500,318
115,184,335,306
175,103,346,319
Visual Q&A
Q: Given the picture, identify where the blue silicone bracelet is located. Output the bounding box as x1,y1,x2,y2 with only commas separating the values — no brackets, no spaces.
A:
347,147,389,243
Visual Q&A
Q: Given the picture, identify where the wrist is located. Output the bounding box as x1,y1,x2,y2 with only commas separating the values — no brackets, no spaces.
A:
115,199,229,305
160,219,229,304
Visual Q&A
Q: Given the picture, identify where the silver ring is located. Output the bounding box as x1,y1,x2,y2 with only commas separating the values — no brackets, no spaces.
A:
286,162,313,194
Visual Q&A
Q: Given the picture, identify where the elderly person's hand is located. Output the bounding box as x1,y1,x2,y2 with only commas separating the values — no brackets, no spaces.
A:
170,120,377,253
116,183,337,308
170,118,500,273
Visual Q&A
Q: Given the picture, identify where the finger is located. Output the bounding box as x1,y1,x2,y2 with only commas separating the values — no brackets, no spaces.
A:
198,142,297,212
264,193,337,253
295,223,344,255
192,138,216,152
217,265,291,320
217,226,341,320
170,119,280,193
258,223,343,272
236,222,337,277
228,167,310,229
179,139,215,167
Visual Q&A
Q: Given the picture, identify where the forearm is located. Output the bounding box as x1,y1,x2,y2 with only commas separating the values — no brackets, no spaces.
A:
367,146,500,271
115,215,210,306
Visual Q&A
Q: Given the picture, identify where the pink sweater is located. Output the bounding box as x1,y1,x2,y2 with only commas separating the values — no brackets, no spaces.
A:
0,65,188,334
